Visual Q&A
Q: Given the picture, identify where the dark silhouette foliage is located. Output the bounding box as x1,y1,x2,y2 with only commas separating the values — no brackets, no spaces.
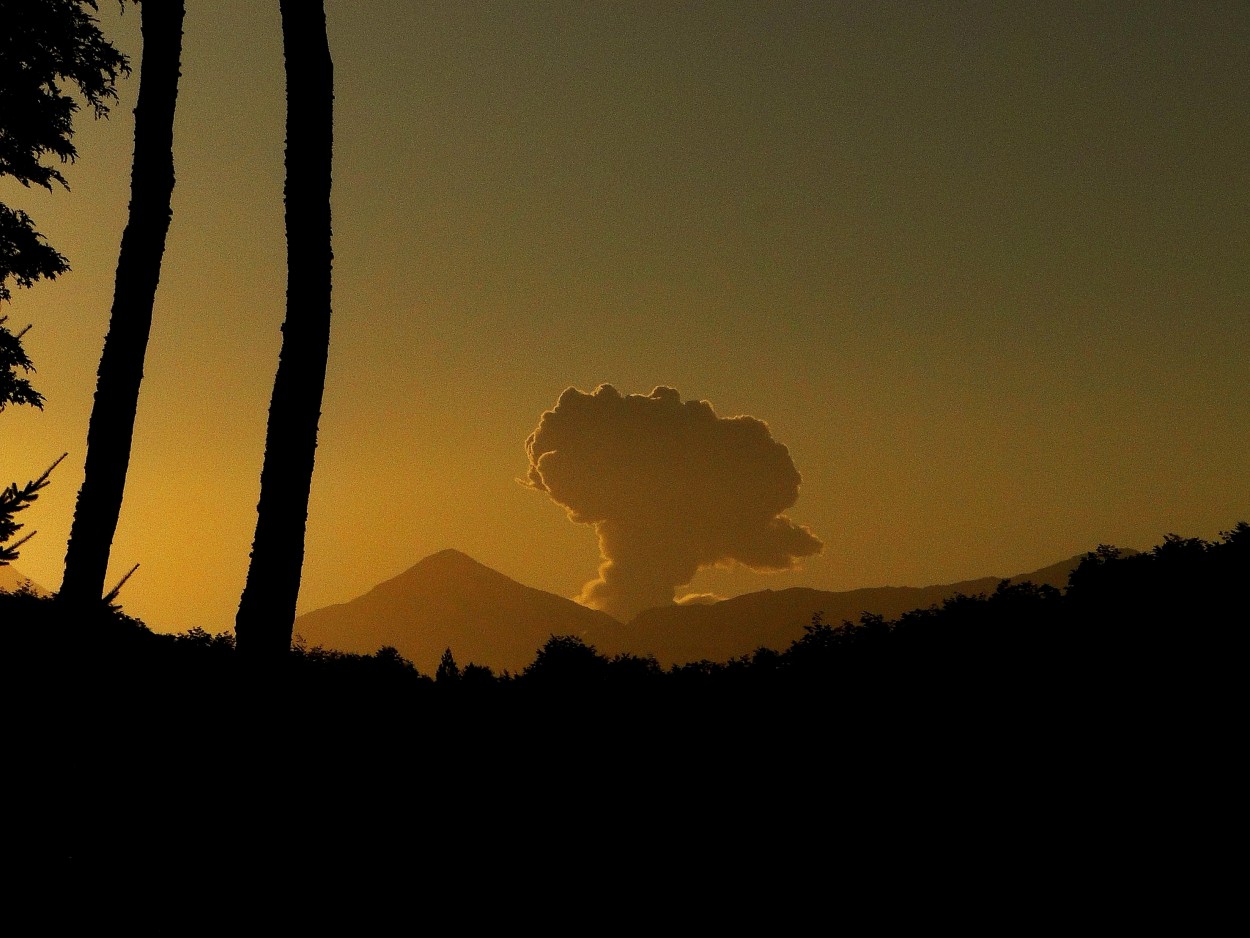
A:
0,0,129,189
522,634,611,687
0,316,44,413
435,647,461,684
0,452,66,565
0,0,130,303
2,3,128,577
8,521,1245,863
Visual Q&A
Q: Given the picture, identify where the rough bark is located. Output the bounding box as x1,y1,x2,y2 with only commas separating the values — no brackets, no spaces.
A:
235,0,334,659
60,0,184,607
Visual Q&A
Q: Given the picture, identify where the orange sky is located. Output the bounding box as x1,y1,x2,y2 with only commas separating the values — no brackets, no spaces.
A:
2,1,1247,633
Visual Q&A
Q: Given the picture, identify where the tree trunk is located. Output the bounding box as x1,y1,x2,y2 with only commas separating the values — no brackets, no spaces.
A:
60,0,185,608
235,0,334,659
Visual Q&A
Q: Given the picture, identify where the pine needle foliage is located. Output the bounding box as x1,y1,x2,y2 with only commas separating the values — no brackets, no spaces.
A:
0,452,66,565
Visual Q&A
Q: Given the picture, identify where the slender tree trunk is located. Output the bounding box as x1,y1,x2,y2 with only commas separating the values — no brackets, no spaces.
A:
60,0,185,608
235,0,334,659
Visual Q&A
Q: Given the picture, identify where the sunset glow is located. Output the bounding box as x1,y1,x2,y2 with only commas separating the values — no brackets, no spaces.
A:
2,1,1246,636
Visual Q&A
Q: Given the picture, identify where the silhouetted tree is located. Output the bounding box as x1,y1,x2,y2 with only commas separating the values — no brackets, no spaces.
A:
0,0,129,305
522,635,610,687
1,1,126,468
0,318,52,560
235,0,334,660
604,651,664,689
2,2,126,578
1,453,66,565
61,0,185,608
0,317,45,413
436,648,461,684
460,662,496,686
1,316,56,569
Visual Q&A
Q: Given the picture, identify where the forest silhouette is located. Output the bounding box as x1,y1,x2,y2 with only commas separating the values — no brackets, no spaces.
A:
4,521,1245,861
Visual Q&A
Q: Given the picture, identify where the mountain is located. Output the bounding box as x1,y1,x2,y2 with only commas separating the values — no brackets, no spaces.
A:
0,566,47,595
293,549,620,675
295,548,1095,674
583,560,1083,667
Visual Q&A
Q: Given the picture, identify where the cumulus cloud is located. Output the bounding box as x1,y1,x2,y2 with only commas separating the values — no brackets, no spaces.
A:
524,384,823,621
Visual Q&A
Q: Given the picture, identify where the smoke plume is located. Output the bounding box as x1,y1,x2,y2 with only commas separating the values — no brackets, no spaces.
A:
524,385,823,621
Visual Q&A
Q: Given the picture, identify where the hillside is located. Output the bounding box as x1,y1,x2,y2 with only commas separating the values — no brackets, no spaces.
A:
293,548,621,674
295,548,1089,673
583,559,1082,667
0,566,46,595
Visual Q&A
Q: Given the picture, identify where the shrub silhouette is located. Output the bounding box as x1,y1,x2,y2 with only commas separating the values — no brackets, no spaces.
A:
8,521,1245,861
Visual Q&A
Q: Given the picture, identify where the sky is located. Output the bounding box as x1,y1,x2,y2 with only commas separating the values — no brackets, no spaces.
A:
2,0,1247,634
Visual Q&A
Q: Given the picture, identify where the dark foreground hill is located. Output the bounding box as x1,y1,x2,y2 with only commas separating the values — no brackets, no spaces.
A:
3,523,1244,868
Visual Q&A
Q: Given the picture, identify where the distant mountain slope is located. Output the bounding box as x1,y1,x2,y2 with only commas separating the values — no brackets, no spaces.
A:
295,548,1094,674
586,559,1083,667
0,566,47,595
293,549,621,674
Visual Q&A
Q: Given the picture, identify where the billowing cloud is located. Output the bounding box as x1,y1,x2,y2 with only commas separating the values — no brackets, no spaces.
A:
675,592,723,606
524,384,823,621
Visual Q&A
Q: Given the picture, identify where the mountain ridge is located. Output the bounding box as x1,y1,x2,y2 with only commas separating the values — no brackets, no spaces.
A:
0,566,47,595
295,547,1097,674
294,548,621,674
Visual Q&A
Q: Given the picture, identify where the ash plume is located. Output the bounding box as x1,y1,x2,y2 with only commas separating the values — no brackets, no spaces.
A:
524,384,823,621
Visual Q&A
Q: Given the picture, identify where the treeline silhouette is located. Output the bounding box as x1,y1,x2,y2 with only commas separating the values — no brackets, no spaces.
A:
10,522,1243,705
10,522,1244,862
